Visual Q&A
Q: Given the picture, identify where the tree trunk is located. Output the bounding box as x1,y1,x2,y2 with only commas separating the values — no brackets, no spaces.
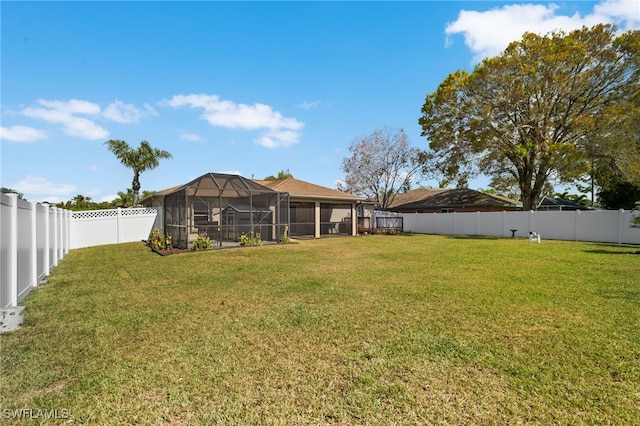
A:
132,171,141,207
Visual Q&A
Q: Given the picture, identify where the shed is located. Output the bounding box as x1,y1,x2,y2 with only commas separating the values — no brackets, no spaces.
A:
221,204,273,242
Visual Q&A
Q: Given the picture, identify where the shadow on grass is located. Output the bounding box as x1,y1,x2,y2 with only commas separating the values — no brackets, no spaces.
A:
583,242,640,255
584,250,640,255
365,231,416,236
445,235,501,240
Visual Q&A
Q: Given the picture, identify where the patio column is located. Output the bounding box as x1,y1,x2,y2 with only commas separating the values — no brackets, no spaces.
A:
314,201,321,238
351,203,357,236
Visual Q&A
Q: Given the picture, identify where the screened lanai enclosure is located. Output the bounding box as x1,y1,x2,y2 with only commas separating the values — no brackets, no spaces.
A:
289,202,355,237
163,173,289,249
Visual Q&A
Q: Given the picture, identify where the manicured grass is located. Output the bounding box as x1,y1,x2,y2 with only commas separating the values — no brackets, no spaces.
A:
1,235,639,424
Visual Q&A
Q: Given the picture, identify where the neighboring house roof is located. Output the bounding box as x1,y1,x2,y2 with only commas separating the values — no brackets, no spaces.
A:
538,197,593,211
387,187,522,211
387,187,448,209
254,177,364,202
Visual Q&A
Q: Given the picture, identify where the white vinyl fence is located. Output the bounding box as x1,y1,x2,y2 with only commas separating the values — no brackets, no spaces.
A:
1,193,159,316
71,207,159,249
1,194,71,311
401,209,640,245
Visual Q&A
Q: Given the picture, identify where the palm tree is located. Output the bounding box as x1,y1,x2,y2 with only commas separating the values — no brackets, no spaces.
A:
113,189,134,208
264,169,294,181
105,140,172,206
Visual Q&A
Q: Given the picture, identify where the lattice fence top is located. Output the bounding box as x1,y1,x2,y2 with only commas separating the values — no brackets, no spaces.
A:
72,210,118,219
72,208,158,220
120,207,158,216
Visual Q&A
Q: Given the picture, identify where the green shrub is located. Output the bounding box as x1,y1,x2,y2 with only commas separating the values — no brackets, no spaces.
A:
281,225,290,243
239,231,262,246
148,228,172,251
192,235,212,251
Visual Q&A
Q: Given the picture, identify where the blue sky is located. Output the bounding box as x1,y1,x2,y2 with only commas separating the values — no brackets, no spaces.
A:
2,1,638,203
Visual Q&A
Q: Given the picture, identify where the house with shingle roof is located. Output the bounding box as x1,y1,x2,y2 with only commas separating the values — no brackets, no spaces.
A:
141,174,370,245
254,177,370,238
386,187,521,213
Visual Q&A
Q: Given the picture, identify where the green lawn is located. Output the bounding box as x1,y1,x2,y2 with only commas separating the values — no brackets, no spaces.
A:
1,235,639,425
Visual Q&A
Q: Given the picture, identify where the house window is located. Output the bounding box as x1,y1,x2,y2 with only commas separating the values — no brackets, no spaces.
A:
441,208,454,213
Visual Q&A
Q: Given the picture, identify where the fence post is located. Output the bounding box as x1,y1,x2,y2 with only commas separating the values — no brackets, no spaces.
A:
66,209,71,254
63,209,68,255
618,209,625,244
29,201,38,288
117,207,122,243
528,210,534,233
7,194,18,308
60,209,65,258
57,207,64,261
574,210,580,241
43,203,50,274
452,212,457,235
51,207,58,268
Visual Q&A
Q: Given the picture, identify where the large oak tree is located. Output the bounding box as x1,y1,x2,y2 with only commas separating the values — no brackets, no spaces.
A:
419,24,639,210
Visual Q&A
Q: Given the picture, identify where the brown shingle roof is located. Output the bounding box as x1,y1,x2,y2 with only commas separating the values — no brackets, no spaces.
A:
387,187,521,210
254,177,363,201
387,187,448,209
149,185,183,197
141,175,365,204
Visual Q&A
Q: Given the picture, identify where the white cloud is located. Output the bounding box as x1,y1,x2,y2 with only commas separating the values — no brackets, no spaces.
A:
11,175,77,196
179,132,203,142
256,129,300,148
298,100,321,110
22,99,109,140
143,103,159,116
103,100,143,123
0,125,47,143
216,170,244,176
446,0,640,63
594,0,640,29
103,100,159,123
37,99,101,115
162,93,304,148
